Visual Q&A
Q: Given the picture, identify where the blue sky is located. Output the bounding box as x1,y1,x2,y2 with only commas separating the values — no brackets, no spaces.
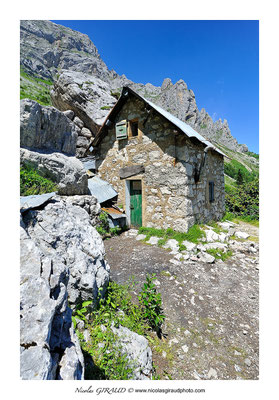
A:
52,20,259,153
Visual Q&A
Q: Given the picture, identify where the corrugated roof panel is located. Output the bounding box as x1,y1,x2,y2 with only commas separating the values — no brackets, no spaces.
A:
140,95,226,157
88,176,118,204
20,192,56,212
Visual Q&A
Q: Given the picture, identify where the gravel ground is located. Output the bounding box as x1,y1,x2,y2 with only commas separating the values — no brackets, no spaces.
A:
104,223,259,380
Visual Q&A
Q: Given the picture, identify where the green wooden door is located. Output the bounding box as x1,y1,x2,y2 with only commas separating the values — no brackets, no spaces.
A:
130,180,142,227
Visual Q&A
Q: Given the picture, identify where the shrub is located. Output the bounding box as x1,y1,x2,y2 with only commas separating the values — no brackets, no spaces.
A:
20,164,58,196
225,178,259,220
138,274,165,334
96,211,124,238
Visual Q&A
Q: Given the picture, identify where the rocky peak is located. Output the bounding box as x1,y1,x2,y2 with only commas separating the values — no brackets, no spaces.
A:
20,20,250,154
161,78,173,91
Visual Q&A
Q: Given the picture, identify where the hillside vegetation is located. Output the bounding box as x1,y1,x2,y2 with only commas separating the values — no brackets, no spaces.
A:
20,67,53,106
216,143,259,221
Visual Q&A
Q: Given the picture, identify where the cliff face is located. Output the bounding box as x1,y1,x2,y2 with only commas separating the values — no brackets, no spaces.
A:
20,20,248,153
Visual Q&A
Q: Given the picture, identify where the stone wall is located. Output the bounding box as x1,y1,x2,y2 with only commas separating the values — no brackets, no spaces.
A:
95,97,225,232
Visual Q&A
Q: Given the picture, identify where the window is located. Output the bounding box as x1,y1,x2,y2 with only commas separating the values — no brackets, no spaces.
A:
130,120,138,137
209,181,215,203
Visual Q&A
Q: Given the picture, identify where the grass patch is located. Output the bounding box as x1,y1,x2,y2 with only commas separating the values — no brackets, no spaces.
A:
206,248,233,261
100,105,111,110
20,164,58,196
138,225,205,247
20,67,53,106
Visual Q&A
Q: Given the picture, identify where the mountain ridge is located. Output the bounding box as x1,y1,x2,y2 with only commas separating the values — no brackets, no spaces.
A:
20,20,251,155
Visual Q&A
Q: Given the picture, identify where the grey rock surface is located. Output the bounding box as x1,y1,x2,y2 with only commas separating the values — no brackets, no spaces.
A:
20,99,78,155
111,325,153,380
20,148,88,195
20,196,110,379
23,196,110,308
20,218,84,380
51,70,117,135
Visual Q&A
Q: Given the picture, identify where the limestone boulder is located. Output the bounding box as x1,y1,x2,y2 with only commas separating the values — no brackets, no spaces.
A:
20,148,88,195
20,219,84,379
111,325,153,380
20,99,78,155
51,70,117,135
20,195,110,379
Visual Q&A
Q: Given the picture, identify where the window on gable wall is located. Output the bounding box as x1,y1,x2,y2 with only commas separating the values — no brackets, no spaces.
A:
209,181,215,203
130,120,138,137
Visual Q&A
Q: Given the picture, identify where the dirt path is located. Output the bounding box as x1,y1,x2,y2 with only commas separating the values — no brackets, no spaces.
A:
104,223,259,380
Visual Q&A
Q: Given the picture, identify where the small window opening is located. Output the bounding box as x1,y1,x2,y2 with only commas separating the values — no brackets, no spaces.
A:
130,121,138,137
209,181,215,203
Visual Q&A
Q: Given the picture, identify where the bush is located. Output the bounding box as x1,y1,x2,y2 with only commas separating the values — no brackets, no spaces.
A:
96,211,123,238
138,274,165,333
20,164,58,196
225,178,259,220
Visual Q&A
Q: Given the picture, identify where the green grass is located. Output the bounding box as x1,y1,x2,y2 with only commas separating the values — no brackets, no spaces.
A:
222,212,259,226
206,248,233,261
20,67,53,106
20,164,58,196
138,225,205,246
100,105,111,110
224,159,258,182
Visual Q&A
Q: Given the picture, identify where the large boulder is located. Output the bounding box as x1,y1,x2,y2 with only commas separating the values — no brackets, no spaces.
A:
20,148,88,195
20,196,110,379
20,99,78,155
50,70,117,135
22,196,110,308
20,217,84,379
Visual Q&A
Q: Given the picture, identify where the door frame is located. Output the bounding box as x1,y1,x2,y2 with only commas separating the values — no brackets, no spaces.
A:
125,176,145,227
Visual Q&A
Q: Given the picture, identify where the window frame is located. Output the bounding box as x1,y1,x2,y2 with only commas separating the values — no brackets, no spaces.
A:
128,118,139,138
209,181,215,203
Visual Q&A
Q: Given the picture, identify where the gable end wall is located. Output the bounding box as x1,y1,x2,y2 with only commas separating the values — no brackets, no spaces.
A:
95,97,225,232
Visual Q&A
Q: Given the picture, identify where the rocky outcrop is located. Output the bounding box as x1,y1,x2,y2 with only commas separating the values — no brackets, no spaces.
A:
20,20,250,154
20,99,78,155
51,70,117,136
20,20,110,81
20,195,110,379
20,148,88,195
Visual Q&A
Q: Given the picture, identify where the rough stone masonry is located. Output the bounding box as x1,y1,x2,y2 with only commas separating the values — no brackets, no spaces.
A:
93,95,225,232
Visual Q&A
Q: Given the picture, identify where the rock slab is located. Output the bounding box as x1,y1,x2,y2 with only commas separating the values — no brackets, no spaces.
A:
20,148,88,196
20,99,78,155
20,196,110,379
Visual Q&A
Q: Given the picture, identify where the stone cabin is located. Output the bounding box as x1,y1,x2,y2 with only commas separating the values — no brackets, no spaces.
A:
89,86,225,232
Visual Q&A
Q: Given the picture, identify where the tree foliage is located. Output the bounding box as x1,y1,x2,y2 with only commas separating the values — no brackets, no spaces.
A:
225,178,259,219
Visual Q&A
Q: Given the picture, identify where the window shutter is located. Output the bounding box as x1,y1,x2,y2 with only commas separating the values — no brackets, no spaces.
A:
115,120,127,140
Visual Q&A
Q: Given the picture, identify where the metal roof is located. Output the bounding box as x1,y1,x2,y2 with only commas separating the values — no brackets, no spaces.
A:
93,86,225,157
88,176,118,204
140,96,226,156
80,158,96,171
20,192,56,212
102,207,126,220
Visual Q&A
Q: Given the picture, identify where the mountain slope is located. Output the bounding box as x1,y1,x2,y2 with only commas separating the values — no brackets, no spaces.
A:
20,20,257,166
